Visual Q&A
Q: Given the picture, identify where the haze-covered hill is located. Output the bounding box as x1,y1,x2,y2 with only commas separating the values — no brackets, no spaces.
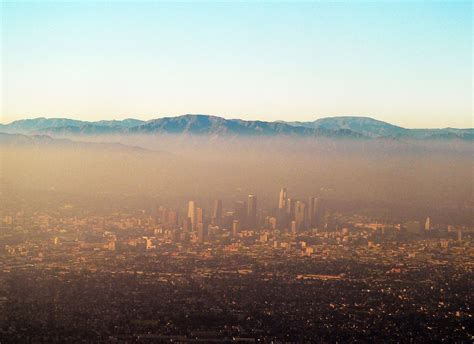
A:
283,116,473,140
283,117,408,138
125,115,363,138
0,117,145,134
0,132,152,153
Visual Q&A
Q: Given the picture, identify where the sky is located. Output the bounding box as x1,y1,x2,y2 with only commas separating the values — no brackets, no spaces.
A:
1,1,472,128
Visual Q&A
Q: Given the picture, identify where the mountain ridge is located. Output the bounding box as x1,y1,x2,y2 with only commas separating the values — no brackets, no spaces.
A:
0,132,155,153
0,115,472,140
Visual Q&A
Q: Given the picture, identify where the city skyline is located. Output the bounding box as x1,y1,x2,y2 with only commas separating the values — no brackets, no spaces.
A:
2,1,472,128
2,178,471,341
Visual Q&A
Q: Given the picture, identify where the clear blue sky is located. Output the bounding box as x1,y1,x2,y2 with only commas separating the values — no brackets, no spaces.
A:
1,1,472,128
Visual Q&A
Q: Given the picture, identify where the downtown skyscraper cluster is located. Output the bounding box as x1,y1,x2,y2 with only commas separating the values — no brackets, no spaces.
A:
178,188,325,244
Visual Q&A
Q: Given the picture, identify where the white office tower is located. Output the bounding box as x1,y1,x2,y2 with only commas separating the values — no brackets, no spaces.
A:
278,188,287,209
424,217,431,231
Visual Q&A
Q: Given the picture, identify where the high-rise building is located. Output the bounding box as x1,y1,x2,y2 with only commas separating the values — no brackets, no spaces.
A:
182,218,190,232
295,200,306,231
286,198,295,220
424,217,431,231
278,188,287,209
307,197,320,228
266,216,277,230
196,207,205,226
187,201,196,231
291,220,297,236
277,188,288,230
314,198,324,228
207,224,219,239
212,199,223,225
222,211,235,230
167,210,178,227
232,220,240,238
234,201,247,226
247,195,257,229
197,222,205,243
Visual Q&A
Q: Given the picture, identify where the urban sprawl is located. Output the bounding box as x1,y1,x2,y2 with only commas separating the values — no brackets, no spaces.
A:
0,188,472,342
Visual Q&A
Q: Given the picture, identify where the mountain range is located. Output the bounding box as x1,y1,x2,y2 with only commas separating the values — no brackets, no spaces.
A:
0,115,472,140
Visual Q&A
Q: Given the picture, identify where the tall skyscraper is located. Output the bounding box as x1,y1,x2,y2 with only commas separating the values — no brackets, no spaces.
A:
232,220,240,238
424,217,431,231
187,201,196,231
307,197,320,228
247,195,257,229
212,199,223,225
286,198,295,220
167,210,178,227
196,207,205,226
277,187,288,230
182,218,191,232
234,201,247,226
278,188,287,209
197,222,205,243
307,197,315,227
295,200,306,231
291,220,297,236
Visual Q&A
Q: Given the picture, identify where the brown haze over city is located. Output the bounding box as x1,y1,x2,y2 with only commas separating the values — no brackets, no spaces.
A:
2,130,472,224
